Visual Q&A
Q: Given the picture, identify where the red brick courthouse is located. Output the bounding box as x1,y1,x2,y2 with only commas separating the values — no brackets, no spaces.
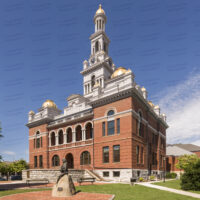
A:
25,5,168,182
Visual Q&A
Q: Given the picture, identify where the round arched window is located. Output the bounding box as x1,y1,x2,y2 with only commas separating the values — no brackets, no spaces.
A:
80,151,91,165
52,155,60,166
107,110,114,116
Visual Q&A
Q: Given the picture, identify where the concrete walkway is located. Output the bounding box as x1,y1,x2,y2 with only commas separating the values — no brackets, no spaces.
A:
139,182,200,199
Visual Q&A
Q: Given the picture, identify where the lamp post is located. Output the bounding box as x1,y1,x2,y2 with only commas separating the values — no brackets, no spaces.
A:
163,156,166,183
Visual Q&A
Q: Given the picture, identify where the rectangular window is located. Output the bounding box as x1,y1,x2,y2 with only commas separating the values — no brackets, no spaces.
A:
102,122,105,136
36,138,40,148
140,147,144,164
103,171,109,177
113,145,120,162
103,146,109,163
34,156,37,168
113,171,120,177
136,146,140,164
39,155,43,168
34,139,36,148
107,120,115,135
117,118,120,134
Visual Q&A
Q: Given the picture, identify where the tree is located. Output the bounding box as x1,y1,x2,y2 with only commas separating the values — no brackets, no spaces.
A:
181,159,200,191
0,162,13,180
176,154,199,171
11,159,29,174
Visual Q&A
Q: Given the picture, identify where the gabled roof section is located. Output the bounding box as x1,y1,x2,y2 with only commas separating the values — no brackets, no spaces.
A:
174,144,200,152
166,145,194,156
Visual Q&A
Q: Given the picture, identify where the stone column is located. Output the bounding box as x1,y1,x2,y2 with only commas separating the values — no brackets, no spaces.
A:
72,132,76,143
55,134,59,146
64,133,67,144
82,129,86,141
49,136,51,147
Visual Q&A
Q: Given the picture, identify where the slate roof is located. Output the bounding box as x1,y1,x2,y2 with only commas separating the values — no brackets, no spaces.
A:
166,145,194,156
173,144,200,152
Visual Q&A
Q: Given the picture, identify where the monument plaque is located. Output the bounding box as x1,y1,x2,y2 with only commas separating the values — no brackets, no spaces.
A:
52,159,76,197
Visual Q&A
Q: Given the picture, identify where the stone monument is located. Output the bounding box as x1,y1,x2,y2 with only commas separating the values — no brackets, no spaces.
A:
52,158,76,197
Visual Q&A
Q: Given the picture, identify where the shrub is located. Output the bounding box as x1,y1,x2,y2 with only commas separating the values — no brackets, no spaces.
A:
180,159,200,191
165,172,177,179
139,177,144,182
150,176,155,181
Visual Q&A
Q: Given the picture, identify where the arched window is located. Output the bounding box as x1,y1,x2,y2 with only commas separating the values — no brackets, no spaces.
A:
76,125,82,142
36,131,41,148
107,110,115,135
91,75,95,88
51,132,56,146
66,128,72,143
138,111,144,137
85,123,93,140
80,151,91,165
107,110,115,116
95,41,99,52
52,155,60,166
58,130,64,145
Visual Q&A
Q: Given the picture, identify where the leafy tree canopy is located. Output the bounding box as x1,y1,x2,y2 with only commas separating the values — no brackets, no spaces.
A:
0,159,28,175
176,154,199,171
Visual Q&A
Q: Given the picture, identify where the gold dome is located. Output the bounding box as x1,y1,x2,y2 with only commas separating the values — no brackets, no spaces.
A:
111,67,131,78
148,101,154,107
29,110,35,115
96,4,105,15
42,99,57,109
141,87,146,92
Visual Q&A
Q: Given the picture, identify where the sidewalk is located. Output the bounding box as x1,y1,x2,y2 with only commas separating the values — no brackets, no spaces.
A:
0,190,115,200
139,182,200,199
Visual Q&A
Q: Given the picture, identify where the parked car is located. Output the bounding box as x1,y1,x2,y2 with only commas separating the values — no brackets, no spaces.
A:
0,177,6,181
10,175,22,180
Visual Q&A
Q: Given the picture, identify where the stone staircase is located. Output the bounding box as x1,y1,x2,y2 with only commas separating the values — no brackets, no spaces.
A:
84,169,104,181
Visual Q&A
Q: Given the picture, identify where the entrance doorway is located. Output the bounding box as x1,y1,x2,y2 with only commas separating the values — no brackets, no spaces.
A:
66,153,74,169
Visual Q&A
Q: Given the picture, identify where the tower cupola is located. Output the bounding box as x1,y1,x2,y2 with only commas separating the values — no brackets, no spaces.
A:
94,4,107,32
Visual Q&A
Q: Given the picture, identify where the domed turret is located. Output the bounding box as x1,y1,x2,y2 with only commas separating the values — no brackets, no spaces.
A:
111,67,131,78
94,4,107,32
95,4,105,15
29,110,35,115
42,99,57,109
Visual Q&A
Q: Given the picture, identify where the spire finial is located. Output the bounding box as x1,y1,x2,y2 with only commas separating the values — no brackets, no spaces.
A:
95,4,105,15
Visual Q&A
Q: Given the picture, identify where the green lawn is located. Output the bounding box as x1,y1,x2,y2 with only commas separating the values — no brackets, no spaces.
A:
153,180,200,194
76,184,198,200
0,184,198,199
0,188,50,197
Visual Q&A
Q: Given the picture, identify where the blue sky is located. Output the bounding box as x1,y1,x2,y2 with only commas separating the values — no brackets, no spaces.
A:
0,0,200,161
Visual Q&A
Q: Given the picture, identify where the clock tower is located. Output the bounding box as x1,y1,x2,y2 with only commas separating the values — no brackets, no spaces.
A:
81,5,115,98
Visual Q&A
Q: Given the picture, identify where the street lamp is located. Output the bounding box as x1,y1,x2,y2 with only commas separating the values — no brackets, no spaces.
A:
163,156,166,183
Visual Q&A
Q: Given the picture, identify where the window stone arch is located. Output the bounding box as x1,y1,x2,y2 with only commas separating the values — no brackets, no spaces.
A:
80,151,91,165
66,127,72,143
58,129,64,145
52,155,60,167
75,124,82,142
85,122,93,140
51,132,56,146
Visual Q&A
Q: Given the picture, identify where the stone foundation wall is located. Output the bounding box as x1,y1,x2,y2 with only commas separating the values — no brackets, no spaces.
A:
22,169,84,183
94,169,163,182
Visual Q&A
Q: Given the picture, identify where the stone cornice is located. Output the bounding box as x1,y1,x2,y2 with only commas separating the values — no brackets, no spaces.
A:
89,31,110,42
26,118,52,128
80,59,113,75
47,112,93,129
